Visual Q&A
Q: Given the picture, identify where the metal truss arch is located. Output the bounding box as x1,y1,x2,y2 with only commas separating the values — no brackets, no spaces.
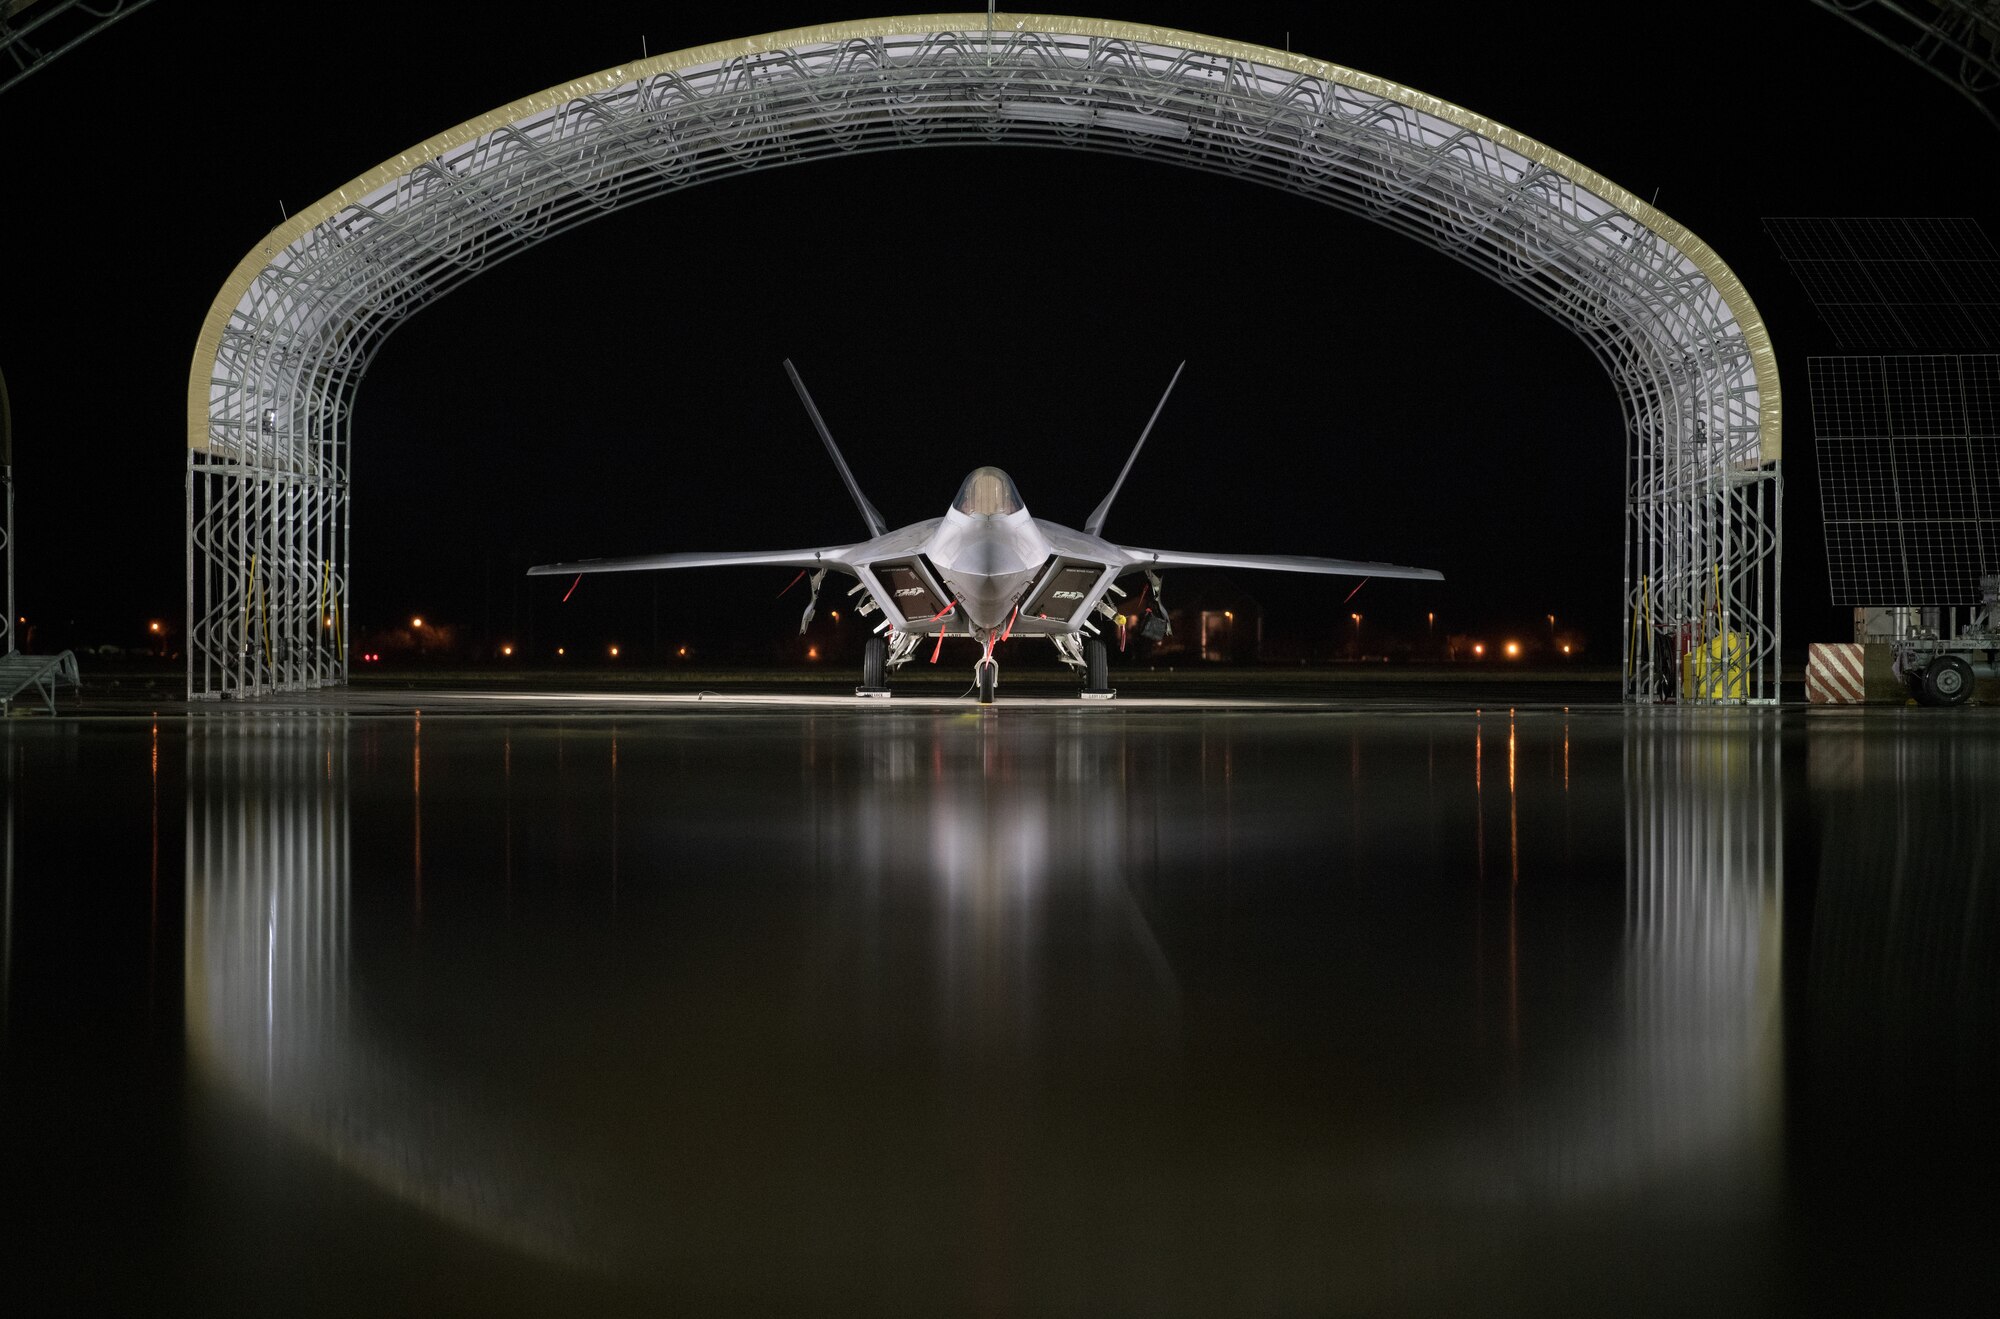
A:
187,12,1782,702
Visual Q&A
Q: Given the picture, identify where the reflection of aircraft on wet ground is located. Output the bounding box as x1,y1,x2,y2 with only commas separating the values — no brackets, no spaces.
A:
530,362,1442,703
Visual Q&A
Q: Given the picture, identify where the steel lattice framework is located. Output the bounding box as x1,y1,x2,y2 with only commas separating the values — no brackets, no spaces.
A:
187,13,1782,702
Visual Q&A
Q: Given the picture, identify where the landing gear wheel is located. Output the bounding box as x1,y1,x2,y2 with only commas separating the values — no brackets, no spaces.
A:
1907,667,1937,705
1082,638,1113,697
1925,654,1974,706
858,636,888,696
976,658,998,705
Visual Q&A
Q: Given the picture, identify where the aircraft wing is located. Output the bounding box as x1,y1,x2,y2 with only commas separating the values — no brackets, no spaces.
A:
527,547,858,577
1116,547,1442,580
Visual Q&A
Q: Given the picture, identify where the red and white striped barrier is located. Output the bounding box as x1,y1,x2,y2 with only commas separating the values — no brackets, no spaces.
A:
1806,642,1866,704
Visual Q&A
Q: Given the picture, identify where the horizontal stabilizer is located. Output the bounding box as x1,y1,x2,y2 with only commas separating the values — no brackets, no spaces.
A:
528,547,855,577
1118,547,1442,580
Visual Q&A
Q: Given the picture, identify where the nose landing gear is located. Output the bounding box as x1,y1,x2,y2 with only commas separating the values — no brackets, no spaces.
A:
975,657,998,704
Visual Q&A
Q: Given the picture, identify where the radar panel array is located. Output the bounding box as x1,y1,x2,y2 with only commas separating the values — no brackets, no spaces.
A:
1811,353,2000,605
1765,216,2000,352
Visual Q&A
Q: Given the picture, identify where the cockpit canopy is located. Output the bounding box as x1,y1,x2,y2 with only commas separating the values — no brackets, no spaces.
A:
952,466,1023,518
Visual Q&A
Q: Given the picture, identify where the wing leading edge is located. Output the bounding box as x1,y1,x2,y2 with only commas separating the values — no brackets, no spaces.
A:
1115,547,1443,580
526,546,858,577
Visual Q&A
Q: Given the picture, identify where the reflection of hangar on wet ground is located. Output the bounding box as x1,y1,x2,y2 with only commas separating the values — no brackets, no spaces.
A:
186,13,1780,703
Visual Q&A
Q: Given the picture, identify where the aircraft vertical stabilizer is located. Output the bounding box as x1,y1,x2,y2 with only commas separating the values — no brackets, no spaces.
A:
784,359,887,537
1084,360,1184,537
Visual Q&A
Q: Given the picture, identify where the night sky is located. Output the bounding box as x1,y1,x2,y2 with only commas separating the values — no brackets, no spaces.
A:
3,2,1993,662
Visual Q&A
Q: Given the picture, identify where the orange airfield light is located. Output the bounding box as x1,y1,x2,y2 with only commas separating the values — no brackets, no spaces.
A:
1505,641,1521,658
1473,642,1486,658
411,616,423,629
501,644,513,657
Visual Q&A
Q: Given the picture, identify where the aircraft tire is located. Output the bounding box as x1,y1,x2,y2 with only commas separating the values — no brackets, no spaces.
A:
976,659,997,705
862,637,887,690
1085,638,1108,692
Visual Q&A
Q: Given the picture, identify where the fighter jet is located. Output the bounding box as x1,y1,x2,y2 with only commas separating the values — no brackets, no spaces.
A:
528,361,1442,703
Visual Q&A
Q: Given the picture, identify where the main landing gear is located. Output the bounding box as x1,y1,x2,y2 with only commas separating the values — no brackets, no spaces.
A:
1081,637,1114,699
857,636,890,698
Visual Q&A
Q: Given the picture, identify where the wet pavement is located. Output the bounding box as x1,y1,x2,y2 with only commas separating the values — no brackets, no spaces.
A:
2,695,1994,1314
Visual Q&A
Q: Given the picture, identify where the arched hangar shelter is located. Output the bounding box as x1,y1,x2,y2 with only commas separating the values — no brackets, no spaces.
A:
187,12,1781,702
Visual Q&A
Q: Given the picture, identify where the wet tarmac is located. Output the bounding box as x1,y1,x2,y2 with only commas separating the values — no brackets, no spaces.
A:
3,693,1994,1314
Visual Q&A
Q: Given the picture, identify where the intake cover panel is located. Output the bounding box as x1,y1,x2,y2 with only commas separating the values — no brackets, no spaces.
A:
874,559,947,618
1025,559,1106,623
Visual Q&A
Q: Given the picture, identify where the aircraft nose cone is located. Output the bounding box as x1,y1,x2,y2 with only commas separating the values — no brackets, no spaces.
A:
928,507,1053,630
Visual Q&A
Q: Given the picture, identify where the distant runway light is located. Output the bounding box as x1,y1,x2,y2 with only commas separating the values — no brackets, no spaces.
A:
501,644,513,657
411,616,423,629
149,621,163,634
1505,641,1521,658
677,646,687,657
1473,642,1486,657
609,645,619,658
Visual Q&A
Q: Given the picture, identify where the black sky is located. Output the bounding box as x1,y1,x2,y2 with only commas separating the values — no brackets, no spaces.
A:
3,2,1993,658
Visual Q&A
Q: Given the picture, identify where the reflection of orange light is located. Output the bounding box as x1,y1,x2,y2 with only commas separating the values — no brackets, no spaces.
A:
807,646,819,660
1505,641,1520,658
1473,643,1486,657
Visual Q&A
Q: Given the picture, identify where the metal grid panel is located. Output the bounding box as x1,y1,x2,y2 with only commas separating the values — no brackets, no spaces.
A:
1765,216,2000,351
1813,353,2000,604
188,16,1782,703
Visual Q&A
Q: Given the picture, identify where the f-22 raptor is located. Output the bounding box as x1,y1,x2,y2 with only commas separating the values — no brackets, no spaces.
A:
529,362,1442,703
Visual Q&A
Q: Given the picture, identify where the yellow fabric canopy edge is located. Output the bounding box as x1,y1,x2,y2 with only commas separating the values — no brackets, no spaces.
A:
187,12,1778,462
